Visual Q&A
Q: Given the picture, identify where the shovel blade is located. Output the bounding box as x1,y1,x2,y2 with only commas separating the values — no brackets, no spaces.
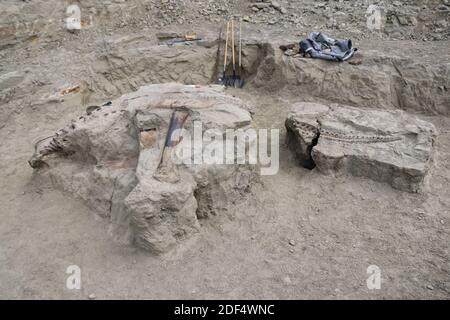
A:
234,76,245,88
235,78,244,88
226,77,234,87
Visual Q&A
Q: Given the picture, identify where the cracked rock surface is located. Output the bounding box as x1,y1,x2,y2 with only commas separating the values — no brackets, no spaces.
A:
286,102,437,192
29,83,255,253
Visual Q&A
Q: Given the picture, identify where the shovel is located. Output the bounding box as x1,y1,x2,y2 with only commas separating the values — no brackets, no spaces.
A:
235,18,244,88
218,20,230,86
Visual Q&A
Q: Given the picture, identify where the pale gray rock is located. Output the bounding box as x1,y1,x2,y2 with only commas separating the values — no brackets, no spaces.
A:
286,102,437,192
0,71,25,91
125,172,199,253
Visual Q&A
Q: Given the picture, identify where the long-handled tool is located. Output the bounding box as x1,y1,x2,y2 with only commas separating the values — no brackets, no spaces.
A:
235,18,244,88
230,18,237,88
218,20,230,86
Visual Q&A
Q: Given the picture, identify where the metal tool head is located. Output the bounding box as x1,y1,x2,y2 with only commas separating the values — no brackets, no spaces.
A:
234,77,244,89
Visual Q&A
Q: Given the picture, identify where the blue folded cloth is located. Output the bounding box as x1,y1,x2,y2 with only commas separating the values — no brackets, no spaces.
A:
299,32,358,62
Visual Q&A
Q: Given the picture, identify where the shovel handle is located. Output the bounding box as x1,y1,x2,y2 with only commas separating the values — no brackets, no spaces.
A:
231,18,236,70
223,20,230,72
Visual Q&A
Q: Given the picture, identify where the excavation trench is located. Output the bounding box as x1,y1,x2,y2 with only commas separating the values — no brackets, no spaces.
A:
85,39,449,116
2,37,448,132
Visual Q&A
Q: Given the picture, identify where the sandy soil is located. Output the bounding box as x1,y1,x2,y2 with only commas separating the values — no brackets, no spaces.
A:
1,86,449,299
0,1,449,300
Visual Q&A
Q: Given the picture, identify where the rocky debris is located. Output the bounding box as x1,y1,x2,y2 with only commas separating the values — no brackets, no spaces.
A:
156,0,188,27
348,57,362,65
247,0,294,25
0,71,25,91
126,171,200,253
0,0,448,58
244,0,449,41
286,102,437,192
197,1,232,24
279,42,302,57
29,83,256,253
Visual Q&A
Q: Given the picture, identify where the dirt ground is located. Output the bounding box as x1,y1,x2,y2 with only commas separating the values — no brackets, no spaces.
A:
0,0,449,299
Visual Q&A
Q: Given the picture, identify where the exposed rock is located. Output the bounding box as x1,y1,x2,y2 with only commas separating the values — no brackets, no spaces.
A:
0,71,25,91
286,102,437,192
271,2,281,10
126,172,199,253
29,83,256,253
250,43,450,115
252,3,271,10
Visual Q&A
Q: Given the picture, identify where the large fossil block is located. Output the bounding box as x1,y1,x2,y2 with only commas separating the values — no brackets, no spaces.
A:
286,102,437,192
29,83,256,253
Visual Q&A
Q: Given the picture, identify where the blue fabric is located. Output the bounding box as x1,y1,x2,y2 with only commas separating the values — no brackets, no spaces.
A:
300,32,357,62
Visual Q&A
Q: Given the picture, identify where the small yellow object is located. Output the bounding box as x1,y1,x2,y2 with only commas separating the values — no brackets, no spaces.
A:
60,85,80,95
184,32,197,41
